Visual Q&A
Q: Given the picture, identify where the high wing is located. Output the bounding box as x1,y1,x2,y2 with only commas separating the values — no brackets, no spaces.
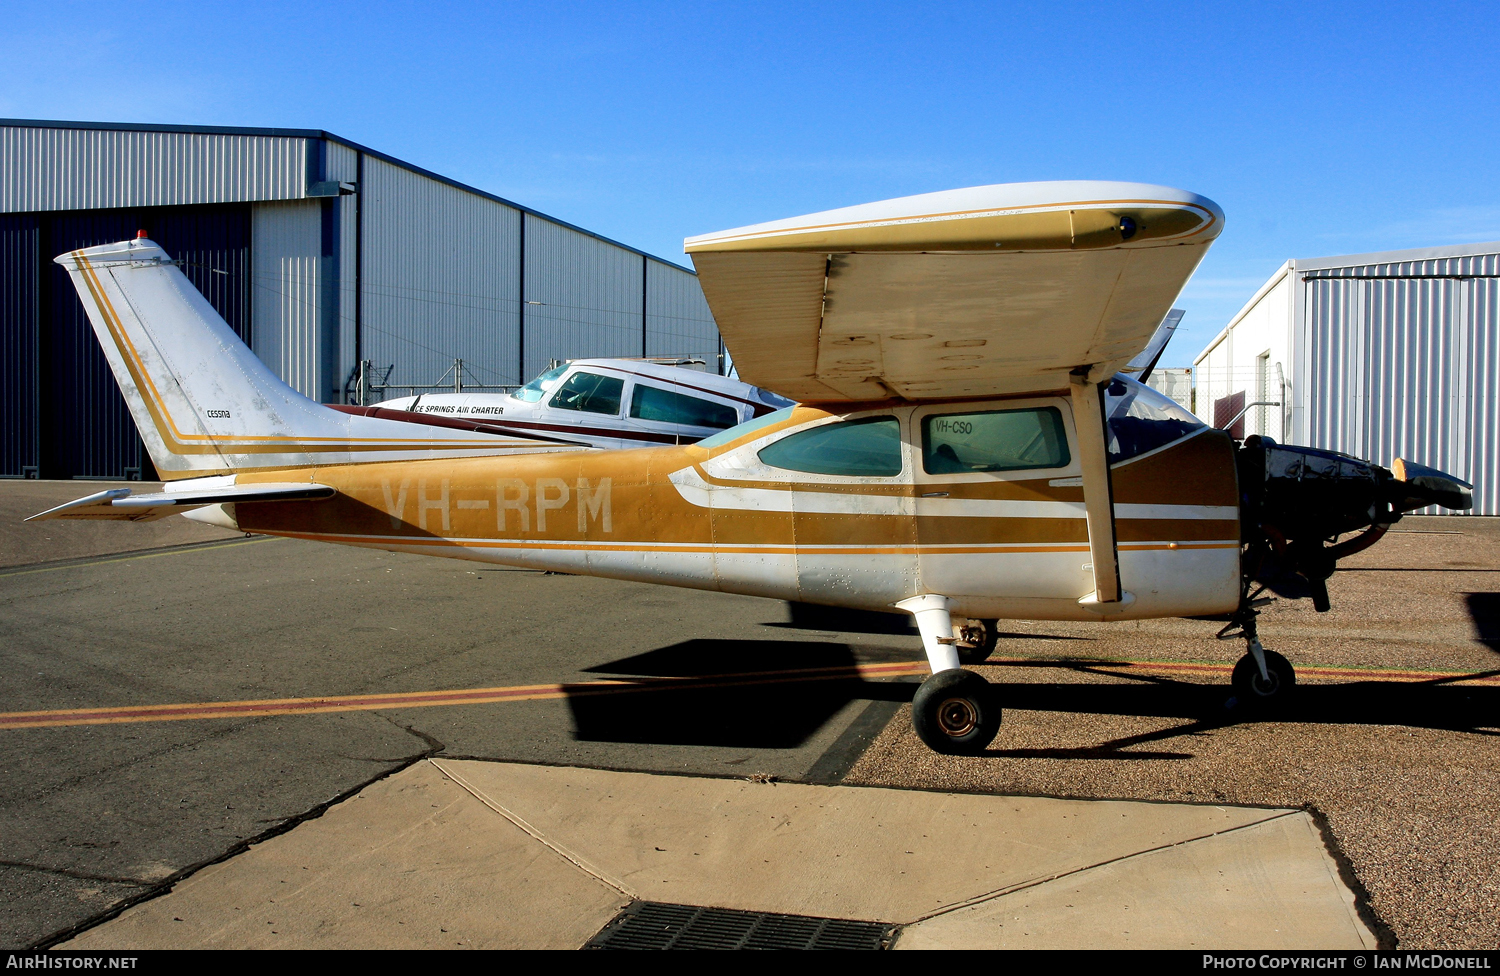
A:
686,181,1223,401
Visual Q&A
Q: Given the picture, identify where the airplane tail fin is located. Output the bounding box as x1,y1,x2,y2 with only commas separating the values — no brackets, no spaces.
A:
55,236,572,479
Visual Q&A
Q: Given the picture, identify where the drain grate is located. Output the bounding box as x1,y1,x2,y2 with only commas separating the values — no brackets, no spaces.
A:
584,901,896,950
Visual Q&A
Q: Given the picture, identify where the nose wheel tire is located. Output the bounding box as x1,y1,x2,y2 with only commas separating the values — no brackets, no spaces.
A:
1231,649,1296,712
955,618,1000,664
912,669,1001,755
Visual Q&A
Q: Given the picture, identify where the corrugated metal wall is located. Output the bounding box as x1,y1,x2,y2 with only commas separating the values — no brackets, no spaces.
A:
522,214,643,379
1472,276,1500,516
251,200,323,399
646,257,718,364
361,156,522,393
0,214,39,476
0,126,306,213
29,205,252,480
1302,252,1500,514
0,123,722,467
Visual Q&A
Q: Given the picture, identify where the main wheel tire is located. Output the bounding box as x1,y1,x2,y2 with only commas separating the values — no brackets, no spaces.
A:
955,618,1000,664
912,669,1001,755
1231,649,1296,712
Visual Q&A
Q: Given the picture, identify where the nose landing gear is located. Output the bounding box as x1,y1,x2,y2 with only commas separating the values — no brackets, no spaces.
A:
1219,595,1297,712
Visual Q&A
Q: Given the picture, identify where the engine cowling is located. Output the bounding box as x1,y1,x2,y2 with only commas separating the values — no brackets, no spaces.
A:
1236,436,1472,611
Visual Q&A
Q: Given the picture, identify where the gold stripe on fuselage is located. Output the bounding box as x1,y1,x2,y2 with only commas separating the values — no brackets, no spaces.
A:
230,423,1241,570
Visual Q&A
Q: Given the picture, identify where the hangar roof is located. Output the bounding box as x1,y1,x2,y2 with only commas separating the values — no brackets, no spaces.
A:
0,117,692,271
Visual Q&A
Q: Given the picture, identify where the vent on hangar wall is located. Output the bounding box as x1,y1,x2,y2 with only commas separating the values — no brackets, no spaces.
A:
583,901,896,950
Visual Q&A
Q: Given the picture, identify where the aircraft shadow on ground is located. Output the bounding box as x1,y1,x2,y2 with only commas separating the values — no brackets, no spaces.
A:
764,602,1094,642
566,637,1500,751
977,671,1500,760
564,591,1500,751
568,638,914,748
770,602,917,635
1465,591,1500,648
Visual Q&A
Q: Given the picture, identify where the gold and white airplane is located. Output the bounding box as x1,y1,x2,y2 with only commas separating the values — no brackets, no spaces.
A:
29,181,1471,754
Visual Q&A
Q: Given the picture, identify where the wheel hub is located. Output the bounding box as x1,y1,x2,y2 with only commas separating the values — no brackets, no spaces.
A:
1250,670,1281,697
936,696,979,736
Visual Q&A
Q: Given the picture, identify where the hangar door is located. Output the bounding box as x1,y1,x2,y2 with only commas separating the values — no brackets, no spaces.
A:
0,204,251,480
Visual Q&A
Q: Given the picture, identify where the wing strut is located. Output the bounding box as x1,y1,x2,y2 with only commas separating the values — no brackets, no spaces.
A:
1070,372,1130,612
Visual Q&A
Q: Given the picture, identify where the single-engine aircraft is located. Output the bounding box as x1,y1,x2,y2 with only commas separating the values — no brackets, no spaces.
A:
362,358,793,450
29,181,1472,754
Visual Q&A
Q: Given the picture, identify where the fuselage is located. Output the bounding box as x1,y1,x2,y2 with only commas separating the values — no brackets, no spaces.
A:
225,392,1243,622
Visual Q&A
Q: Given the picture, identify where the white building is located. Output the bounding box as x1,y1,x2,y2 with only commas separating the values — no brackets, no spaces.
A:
1194,241,1500,514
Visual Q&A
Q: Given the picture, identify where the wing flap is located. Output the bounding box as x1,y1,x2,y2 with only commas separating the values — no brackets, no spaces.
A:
691,251,851,400
26,483,337,522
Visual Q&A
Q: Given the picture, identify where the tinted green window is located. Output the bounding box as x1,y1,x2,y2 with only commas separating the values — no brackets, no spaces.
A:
549,371,624,415
695,406,796,449
630,385,740,429
922,407,1070,474
758,417,902,477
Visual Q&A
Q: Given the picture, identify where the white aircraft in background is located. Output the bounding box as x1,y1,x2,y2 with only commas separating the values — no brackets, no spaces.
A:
357,358,793,451
30,181,1470,754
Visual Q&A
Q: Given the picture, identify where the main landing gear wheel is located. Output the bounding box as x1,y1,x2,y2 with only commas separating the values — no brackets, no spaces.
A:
912,669,1001,755
1231,649,1296,712
955,618,1000,665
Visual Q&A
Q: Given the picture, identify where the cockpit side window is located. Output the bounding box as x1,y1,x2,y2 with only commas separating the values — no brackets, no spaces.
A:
1103,375,1205,462
758,416,902,477
922,407,1070,474
549,371,625,416
630,385,740,429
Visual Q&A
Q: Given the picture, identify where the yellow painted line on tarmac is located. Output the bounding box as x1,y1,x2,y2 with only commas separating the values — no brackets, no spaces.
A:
0,660,932,730
0,536,274,580
4,655,1496,732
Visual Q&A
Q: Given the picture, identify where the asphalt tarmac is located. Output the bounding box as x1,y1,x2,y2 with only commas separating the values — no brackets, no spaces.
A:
847,521,1500,950
1,482,1496,949
0,484,924,947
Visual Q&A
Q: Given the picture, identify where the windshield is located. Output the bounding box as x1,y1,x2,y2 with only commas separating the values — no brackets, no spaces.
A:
511,364,569,403
1104,374,1204,462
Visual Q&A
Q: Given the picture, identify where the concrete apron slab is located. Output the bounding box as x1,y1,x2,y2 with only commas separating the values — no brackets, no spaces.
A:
64,759,1375,950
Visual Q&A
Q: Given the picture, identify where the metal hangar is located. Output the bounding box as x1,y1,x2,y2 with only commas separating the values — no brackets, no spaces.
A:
0,119,719,480
1194,240,1499,514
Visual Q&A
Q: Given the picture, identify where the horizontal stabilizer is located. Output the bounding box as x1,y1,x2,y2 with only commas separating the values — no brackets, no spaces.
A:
26,483,336,522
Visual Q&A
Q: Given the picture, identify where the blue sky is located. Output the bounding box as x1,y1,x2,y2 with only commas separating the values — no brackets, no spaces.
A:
5,1,1497,364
